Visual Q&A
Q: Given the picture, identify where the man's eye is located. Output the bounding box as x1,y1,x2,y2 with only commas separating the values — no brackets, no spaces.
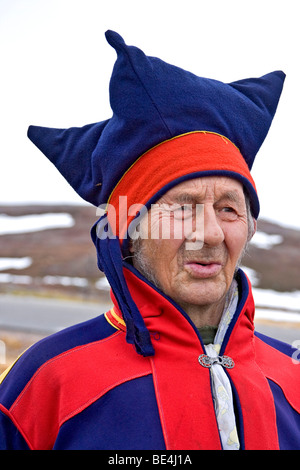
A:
219,207,238,220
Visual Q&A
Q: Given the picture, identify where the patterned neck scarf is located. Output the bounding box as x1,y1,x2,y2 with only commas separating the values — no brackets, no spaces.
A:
205,279,240,450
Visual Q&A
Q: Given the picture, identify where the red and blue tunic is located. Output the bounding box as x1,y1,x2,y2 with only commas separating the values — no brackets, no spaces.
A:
0,267,300,450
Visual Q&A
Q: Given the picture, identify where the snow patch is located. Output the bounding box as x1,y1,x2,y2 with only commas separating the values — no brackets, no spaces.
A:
0,257,32,271
253,287,300,312
95,277,110,291
0,273,33,284
250,231,283,250
0,213,74,235
255,308,300,323
43,275,89,288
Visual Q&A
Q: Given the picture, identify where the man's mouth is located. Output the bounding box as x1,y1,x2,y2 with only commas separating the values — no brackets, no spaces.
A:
184,261,223,278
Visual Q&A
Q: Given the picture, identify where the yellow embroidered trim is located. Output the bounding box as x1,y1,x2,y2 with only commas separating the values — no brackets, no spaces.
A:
104,312,119,330
110,307,126,326
0,366,12,384
104,308,126,330
100,131,240,211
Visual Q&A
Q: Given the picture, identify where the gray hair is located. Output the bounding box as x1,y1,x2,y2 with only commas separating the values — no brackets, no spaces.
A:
244,189,256,242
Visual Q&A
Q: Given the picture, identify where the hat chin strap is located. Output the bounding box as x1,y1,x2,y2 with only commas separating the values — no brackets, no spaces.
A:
91,215,155,357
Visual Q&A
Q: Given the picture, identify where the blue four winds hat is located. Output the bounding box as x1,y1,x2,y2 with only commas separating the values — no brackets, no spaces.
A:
27,30,285,356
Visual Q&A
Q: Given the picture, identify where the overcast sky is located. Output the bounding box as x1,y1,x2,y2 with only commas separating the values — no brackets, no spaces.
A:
1,0,299,229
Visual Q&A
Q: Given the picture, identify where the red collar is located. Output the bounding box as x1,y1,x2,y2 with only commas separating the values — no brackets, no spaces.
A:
106,265,255,354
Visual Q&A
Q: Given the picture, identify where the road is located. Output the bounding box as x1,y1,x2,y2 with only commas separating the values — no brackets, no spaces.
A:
0,294,300,346
0,294,111,334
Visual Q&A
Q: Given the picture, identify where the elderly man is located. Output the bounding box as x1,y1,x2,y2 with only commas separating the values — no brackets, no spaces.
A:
0,31,300,450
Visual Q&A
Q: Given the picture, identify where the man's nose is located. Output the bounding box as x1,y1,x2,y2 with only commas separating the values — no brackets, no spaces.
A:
202,205,224,246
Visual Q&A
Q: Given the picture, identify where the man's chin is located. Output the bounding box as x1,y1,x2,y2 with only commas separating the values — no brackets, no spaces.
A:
173,276,229,308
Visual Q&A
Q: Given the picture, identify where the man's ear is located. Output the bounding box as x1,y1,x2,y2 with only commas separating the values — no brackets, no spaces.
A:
249,218,257,241
253,218,257,236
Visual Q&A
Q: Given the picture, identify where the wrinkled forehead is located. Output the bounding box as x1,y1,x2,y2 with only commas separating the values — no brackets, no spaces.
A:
156,176,246,205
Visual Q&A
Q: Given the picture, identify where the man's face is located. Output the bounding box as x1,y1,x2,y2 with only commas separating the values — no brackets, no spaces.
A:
130,176,253,323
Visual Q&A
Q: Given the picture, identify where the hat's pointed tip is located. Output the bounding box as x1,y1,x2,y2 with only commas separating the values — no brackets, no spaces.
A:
27,125,51,156
27,124,65,166
27,125,46,146
274,70,286,80
266,70,286,88
105,30,126,50
27,124,38,140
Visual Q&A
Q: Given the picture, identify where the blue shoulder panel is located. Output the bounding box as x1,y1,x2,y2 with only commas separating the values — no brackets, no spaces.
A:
254,330,298,358
268,379,300,449
53,375,166,450
0,409,29,450
0,313,116,409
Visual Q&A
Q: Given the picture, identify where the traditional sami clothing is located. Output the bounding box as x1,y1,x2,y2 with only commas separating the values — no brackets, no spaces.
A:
25,31,286,357
1,31,298,450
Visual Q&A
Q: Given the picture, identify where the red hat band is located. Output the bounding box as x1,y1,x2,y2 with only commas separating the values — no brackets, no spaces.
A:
106,131,258,242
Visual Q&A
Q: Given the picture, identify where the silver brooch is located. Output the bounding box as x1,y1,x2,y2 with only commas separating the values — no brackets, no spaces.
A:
198,354,235,369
